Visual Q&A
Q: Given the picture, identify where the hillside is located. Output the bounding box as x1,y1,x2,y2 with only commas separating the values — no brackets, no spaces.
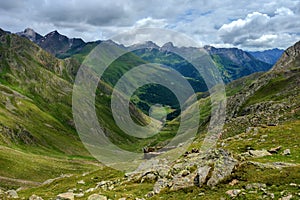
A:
0,29,156,189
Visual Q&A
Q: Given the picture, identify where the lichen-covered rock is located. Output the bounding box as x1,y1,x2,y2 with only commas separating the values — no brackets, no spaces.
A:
207,150,238,187
249,150,272,158
29,194,44,200
56,192,74,200
87,194,107,200
195,166,211,187
5,190,19,199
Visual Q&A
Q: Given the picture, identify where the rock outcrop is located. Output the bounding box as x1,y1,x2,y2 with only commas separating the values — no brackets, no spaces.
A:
126,149,238,194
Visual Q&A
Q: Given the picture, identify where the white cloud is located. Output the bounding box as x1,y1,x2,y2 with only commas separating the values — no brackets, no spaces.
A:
218,7,300,50
134,17,167,28
0,0,299,50
275,7,294,16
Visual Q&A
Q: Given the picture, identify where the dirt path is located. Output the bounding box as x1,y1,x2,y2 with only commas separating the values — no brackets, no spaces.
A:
0,176,41,186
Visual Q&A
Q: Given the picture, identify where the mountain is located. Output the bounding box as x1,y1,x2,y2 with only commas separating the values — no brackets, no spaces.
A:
248,48,284,65
204,45,272,81
17,29,272,85
131,42,272,87
17,28,87,58
38,30,86,57
16,28,43,42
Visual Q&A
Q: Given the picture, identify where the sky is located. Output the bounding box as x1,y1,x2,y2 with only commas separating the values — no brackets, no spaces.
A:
0,0,300,50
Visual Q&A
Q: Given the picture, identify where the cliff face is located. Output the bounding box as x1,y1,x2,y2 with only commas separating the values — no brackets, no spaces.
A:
272,41,300,72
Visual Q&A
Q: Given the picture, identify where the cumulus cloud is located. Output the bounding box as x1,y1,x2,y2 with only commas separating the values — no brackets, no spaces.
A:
218,7,300,49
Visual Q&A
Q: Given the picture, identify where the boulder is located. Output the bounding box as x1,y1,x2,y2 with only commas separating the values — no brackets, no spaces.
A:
226,189,241,198
87,194,107,200
56,192,74,200
29,194,44,200
249,150,272,158
281,195,293,200
283,149,291,155
195,166,211,186
77,180,85,184
229,179,239,186
170,172,197,191
207,150,238,187
245,183,266,190
5,190,19,199
268,146,282,154
153,178,169,194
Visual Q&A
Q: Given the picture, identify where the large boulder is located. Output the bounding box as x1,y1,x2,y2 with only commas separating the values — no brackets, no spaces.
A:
87,194,107,200
5,190,19,199
56,192,74,200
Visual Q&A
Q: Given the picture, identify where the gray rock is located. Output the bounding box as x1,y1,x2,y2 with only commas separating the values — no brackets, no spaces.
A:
207,150,238,187
29,194,44,200
77,180,85,184
5,190,19,199
180,169,190,177
245,183,267,190
85,188,95,193
283,149,291,155
56,192,74,200
153,178,169,194
74,193,84,198
87,194,107,200
170,172,197,191
145,191,155,198
281,195,293,200
141,172,157,182
195,166,211,186
268,146,282,154
249,150,272,158
225,189,241,197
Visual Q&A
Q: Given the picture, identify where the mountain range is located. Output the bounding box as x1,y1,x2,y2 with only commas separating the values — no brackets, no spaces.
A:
0,28,299,199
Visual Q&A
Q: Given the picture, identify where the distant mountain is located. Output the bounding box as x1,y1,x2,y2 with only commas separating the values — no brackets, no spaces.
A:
16,28,43,42
17,28,88,58
248,48,284,65
204,45,272,81
131,42,272,85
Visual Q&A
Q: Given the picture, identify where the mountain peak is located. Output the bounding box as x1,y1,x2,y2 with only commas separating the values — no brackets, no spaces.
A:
160,42,175,51
45,30,61,37
16,28,43,42
162,42,174,48
127,40,159,51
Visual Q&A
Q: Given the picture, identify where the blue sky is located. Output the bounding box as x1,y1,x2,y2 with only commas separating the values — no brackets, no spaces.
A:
0,0,300,50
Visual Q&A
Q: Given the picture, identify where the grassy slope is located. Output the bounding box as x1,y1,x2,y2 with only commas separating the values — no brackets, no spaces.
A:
15,118,300,199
